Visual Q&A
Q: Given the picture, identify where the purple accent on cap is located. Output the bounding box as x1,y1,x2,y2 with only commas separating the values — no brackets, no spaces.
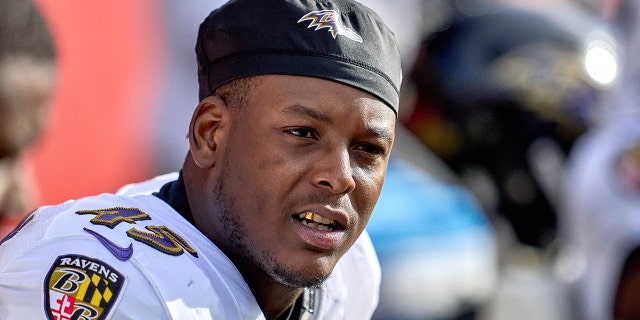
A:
298,10,363,42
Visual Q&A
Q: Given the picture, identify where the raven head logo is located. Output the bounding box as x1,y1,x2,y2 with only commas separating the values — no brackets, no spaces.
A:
298,10,363,43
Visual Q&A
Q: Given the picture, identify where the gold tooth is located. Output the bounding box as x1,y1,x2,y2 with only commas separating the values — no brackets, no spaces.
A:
301,211,336,227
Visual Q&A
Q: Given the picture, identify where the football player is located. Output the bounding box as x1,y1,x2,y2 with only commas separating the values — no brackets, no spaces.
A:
0,0,402,319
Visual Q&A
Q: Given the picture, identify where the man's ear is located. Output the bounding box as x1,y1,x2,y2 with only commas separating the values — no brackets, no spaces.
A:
188,95,228,168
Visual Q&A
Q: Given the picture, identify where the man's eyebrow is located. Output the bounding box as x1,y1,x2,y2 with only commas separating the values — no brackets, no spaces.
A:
366,125,394,144
281,103,393,142
281,104,331,123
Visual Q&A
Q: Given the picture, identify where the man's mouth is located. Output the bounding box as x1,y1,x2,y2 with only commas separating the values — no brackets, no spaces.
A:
294,211,338,231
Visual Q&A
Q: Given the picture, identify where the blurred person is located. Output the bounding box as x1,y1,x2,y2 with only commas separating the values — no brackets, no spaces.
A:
401,5,618,319
557,0,640,319
404,4,615,251
23,1,162,207
0,0,56,237
0,0,403,318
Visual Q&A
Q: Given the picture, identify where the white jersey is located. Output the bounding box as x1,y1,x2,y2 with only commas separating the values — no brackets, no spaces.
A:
559,114,640,320
0,172,381,319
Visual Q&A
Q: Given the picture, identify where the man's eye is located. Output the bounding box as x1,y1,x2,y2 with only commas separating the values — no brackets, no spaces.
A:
355,143,385,155
287,128,315,139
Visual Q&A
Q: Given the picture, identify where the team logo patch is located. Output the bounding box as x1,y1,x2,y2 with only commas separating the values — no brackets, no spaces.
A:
298,10,363,43
45,255,126,320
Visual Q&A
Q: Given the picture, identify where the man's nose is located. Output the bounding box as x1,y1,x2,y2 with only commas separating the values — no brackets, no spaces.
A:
311,147,356,195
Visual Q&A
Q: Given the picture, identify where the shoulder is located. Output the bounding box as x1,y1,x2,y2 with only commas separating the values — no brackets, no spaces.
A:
0,192,224,319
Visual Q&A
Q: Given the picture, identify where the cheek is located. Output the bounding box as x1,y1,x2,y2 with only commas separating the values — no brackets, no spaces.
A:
222,137,291,211
228,122,288,172
353,167,387,217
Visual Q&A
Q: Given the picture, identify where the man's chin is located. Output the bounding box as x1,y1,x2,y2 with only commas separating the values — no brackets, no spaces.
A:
269,265,330,288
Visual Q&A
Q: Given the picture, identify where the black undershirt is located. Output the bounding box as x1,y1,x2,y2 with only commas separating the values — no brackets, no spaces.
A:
153,170,194,224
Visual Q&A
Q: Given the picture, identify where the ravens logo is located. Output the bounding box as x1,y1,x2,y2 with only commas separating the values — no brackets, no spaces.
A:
298,10,363,43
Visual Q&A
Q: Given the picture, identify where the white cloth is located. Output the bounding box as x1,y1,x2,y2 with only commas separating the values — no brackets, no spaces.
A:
559,115,640,320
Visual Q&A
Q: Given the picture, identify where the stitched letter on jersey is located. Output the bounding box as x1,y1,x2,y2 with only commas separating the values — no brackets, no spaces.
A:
44,254,126,320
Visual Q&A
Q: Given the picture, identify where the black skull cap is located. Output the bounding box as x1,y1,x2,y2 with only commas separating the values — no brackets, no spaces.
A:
196,0,402,116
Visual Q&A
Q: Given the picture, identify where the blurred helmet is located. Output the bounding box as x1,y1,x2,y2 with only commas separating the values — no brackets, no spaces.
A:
406,5,618,248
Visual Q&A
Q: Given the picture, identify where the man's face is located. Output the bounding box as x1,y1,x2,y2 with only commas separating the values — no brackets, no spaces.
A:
211,75,395,287
0,57,55,158
0,57,54,231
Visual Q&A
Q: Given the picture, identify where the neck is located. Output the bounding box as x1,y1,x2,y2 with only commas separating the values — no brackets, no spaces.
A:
182,155,303,319
240,263,304,320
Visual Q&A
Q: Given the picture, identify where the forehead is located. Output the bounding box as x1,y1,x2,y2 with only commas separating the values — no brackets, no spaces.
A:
244,74,396,121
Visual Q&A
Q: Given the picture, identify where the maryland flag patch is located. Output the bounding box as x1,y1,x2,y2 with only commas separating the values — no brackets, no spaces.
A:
45,254,125,320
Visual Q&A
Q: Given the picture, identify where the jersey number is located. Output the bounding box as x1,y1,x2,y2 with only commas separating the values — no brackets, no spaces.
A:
77,207,198,257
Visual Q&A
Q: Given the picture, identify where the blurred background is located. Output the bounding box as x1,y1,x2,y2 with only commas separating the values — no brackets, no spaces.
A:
2,0,638,319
